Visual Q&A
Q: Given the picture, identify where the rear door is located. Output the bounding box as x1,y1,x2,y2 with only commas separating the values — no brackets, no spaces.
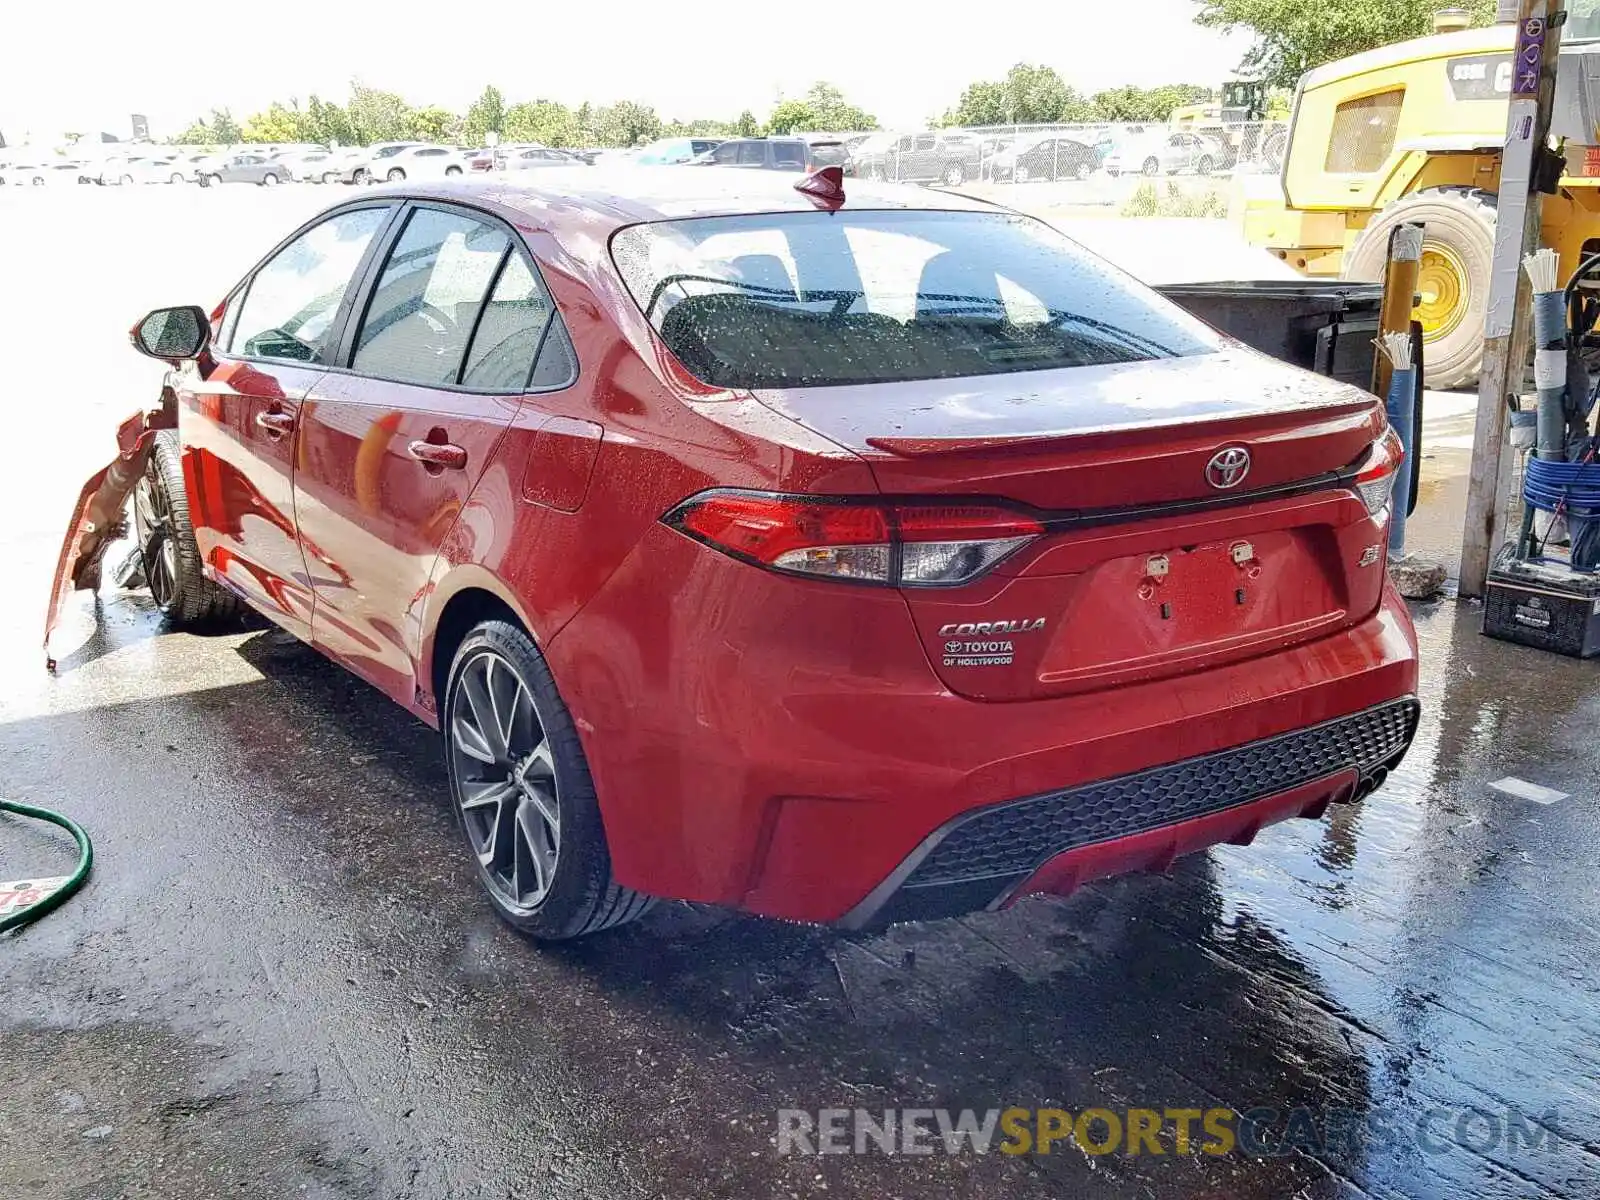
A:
292,201,567,706
181,202,396,637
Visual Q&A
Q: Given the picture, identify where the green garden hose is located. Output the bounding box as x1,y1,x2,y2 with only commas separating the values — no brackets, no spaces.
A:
0,798,93,935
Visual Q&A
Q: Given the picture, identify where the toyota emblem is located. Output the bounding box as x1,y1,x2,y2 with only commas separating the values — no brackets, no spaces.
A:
1205,446,1251,490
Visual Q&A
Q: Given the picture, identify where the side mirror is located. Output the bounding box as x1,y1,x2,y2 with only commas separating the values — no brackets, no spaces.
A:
131,305,211,362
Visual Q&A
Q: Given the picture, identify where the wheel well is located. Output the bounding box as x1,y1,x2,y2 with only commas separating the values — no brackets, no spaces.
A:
429,588,525,708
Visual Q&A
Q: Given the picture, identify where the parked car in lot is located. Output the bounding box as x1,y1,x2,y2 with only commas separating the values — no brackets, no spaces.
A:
205,152,293,186
1,160,84,185
95,156,190,185
495,144,585,172
982,134,1101,182
632,136,724,165
693,136,847,172
55,169,1419,940
330,142,421,184
1104,130,1224,177
371,144,467,182
851,131,982,185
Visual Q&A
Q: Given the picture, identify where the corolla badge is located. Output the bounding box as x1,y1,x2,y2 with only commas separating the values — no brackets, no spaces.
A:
1205,446,1252,490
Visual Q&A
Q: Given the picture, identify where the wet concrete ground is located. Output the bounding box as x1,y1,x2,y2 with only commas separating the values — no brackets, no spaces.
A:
4,186,1599,1199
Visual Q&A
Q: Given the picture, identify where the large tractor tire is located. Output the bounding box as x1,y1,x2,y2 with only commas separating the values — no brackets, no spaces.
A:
1345,187,1497,390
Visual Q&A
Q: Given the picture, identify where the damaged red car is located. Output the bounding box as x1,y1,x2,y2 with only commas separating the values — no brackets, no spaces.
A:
50,170,1419,939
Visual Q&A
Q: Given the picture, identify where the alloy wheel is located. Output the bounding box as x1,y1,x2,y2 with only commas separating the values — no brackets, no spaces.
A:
448,650,561,912
133,467,179,609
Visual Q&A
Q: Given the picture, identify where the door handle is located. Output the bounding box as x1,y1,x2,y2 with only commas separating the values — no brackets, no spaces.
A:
407,440,467,470
255,410,295,436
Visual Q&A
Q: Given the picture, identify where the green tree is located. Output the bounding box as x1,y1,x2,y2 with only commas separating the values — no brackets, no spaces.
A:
463,85,506,146
347,84,413,143
795,81,877,131
943,64,1093,126
593,101,661,147
767,99,816,135
209,109,242,144
305,95,356,147
1091,84,1215,122
1196,0,1497,88
408,105,460,143
240,102,300,144
735,109,760,137
503,100,579,146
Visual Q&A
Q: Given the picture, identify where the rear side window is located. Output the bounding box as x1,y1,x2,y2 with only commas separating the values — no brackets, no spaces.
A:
710,143,741,164
229,205,390,363
352,207,510,386
1325,89,1404,173
611,209,1218,389
773,142,805,169
461,251,575,391
736,142,766,166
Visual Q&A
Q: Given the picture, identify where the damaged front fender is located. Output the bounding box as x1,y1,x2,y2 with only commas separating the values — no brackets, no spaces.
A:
45,391,177,670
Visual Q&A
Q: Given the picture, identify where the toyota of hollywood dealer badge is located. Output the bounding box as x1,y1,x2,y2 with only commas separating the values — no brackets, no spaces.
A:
938,617,1047,668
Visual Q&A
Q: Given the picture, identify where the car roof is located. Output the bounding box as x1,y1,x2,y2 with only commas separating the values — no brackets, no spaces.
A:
397,165,999,228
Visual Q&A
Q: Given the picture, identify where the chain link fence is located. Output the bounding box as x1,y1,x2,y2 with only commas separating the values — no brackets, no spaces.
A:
844,121,1289,208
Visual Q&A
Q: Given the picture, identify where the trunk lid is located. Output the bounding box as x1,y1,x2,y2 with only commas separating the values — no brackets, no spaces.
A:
753,349,1389,701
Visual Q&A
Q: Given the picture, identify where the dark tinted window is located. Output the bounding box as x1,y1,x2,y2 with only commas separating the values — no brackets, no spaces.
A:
416,148,448,157
710,143,741,164
460,251,574,391
772,141,805,168
691,140,721,155
230,206,390,362
736,142,765,166
352,207,509,386
611,210,1217,389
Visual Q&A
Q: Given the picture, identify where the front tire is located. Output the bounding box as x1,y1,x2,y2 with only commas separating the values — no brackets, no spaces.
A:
132,430,242,625
444,620,653,940
1345,187,1497,389
941,161,965,186
261,173,280,187
1196,154,1215,176
1142,157,1160,177
444,165,463,177
386,167,406,182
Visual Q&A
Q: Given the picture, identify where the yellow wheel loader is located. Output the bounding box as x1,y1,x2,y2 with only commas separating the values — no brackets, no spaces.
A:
1241,9,1600,387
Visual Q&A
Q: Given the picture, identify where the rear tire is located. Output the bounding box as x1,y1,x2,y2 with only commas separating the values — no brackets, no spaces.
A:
941,161,965,186
444,165,463,177
1345,187,1497,390
1142,157,1160,177
262,173,280,187
386,167,406,182
1197,154,1215,176
443,620,654,940
133,430,243,626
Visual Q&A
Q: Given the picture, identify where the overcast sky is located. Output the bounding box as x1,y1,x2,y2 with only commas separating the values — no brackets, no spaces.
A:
3,0,1252,142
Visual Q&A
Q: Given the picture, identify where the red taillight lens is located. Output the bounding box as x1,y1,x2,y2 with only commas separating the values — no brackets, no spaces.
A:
667,492,1042,587
1353,426,1404,516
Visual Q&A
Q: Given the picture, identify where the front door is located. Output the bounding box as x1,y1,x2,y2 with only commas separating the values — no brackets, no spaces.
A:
294,203,571,708
181,203,395,637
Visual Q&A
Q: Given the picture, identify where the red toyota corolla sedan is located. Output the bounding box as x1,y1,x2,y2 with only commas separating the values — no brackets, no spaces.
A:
51,168,1419,939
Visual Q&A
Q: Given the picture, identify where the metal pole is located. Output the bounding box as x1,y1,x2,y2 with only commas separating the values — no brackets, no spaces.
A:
1373,223,1424,403
1460,0,1567,596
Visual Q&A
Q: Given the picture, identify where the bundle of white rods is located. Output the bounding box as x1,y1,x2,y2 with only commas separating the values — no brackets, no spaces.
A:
1376,330,1413,372
1524,247,1561,293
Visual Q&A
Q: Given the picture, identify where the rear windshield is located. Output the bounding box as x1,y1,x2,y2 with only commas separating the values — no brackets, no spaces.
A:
610,209,1217,389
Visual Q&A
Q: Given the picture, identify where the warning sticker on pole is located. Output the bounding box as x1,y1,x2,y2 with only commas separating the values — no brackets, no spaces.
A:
1514,17,1546,96
0,877,70,917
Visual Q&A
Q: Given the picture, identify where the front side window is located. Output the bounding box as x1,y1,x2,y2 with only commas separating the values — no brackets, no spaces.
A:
710,143,741,164
611,209,1218,390
772,142,805,168
1325,89,1405,174
351,207,510,386
229,206,391,363
736,142,766,166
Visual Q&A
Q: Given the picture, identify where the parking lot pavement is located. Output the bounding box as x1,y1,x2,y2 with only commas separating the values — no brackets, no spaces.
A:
5,188,1600,1200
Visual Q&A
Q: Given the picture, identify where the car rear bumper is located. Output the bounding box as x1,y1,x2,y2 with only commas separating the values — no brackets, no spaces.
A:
840,698,1416,928
548,528,1420,926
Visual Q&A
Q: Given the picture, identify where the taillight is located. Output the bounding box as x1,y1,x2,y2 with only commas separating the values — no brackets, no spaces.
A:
665,492,1043,587
1353,427,1404,516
